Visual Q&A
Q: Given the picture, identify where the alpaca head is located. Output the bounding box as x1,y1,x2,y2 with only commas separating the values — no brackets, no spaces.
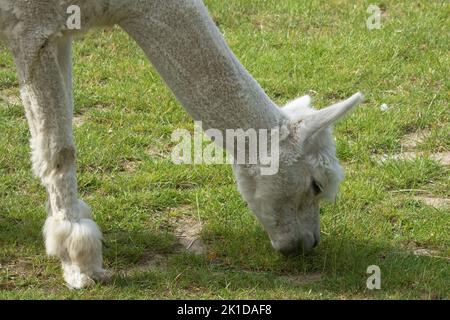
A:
233,92,364,255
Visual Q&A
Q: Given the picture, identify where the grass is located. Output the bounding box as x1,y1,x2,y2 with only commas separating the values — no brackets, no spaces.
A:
0,0,449,299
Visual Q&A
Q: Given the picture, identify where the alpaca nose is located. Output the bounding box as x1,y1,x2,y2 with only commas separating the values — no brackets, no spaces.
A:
275,233,319,257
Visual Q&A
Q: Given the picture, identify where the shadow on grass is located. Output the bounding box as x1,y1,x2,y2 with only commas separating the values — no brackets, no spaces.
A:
1,212,447,299
109,226,449,299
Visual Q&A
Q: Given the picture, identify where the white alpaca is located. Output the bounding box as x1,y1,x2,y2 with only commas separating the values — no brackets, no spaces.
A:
0,0,364,288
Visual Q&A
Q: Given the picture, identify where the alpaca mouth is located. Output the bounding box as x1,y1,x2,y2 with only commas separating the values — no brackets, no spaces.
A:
271,231,319,256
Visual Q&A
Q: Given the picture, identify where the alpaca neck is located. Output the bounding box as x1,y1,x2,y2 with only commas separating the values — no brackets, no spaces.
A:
120,0,286,133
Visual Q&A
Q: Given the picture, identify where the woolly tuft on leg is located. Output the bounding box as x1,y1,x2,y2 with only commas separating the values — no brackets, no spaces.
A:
43,200,108,289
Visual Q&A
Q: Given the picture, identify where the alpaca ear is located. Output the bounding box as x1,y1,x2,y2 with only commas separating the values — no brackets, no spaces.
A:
297,92,364,143
282,95,312,120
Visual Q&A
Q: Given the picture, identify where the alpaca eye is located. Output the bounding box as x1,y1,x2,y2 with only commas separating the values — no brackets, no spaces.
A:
312,180,322,195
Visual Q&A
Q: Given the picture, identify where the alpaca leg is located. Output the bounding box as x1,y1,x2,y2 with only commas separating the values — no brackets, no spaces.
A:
11,36,107,288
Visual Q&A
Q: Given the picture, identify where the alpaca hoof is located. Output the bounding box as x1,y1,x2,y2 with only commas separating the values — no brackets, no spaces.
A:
44,209,106,289
64,270,96,289
64,268,111,289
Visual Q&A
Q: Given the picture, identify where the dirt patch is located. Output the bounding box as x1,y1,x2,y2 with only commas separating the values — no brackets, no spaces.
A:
0,90,21,106
278,273,323,285
401,130,431,150
172,214,206,255
377,151,450,166
117,253,170,278
429,152,450,166
0,259,41,289
134,253,168,272
413,196,450,208
146,145,168,159
162,204,207,255
405,241,449,261
123,209,207,275
413,248,439,257
120,160,139,172
376,129,449,166
412,248,449,261
73,115,85,128
0,260,34,277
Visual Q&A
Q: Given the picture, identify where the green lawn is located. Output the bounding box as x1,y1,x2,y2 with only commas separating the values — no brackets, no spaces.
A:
0,0,448,299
